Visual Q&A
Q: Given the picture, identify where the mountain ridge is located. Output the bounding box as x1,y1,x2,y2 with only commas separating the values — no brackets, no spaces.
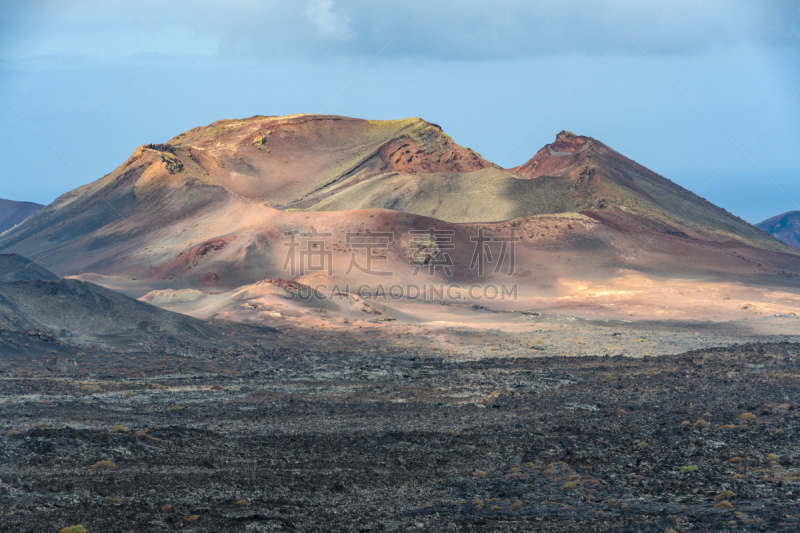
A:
0,114,797,296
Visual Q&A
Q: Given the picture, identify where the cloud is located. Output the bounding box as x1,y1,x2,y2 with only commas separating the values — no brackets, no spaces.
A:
304,1,354,41
2,0,799,63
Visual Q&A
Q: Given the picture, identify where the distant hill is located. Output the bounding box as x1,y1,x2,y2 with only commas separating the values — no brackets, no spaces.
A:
757,211,800,248
0,254,59,282
0,199,43,234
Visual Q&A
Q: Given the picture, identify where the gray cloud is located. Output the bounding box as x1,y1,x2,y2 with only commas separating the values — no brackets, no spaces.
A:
304,0,355,41
185,0,800,59
2,0,799,63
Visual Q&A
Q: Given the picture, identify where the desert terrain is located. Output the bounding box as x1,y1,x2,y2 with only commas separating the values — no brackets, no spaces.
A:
1,114,799,532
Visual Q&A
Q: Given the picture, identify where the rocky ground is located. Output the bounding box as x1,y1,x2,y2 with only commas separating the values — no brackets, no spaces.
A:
1,341,800,532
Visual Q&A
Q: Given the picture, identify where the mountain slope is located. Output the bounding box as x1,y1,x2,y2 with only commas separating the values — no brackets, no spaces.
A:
757,211,800,248
0,115,797,301
158,114,493,208
0,254,59,282
0,199,43,233
0,115,493,279
303,130,790,253
509,131,786,252
0,278,277,352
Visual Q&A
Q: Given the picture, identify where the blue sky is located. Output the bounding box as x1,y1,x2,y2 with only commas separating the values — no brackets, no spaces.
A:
1,0,799,223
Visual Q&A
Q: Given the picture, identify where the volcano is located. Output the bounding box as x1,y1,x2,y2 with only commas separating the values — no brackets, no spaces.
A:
0,115,797,325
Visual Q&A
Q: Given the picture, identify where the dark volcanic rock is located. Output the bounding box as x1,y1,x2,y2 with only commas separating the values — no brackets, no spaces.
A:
0,278,278,355
1,342,799,531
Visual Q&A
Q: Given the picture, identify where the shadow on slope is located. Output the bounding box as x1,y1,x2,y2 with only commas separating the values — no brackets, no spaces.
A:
0,279,278,356
0,254,60,282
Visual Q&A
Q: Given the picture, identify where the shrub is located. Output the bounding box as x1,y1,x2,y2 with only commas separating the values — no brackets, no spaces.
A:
185,515,200,522
90,460,117,469
60,527,87,533
728,457,743,463
235,499,250,505
110,424,127,434
715,500,733,509
636,442,649,448
563,481,577,490
170,405,184,410
739,412,757,421
106,496,123,503
511,500,523,511
161,504,174,511
732,474,747,480
124,392,136,398
716,490,735,500
8,430,20,436
210,384,224,390
693,419,709,429
767,453,779,461
680,465,698,473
